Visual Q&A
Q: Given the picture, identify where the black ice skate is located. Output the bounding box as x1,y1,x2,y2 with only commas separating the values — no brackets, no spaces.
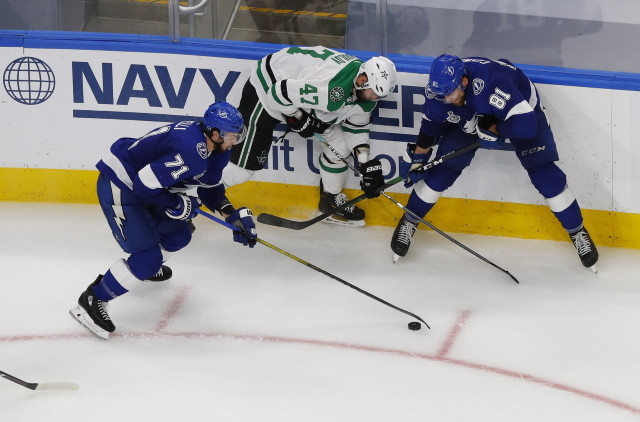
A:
319,180,365,227
391,215,418,263
569,226,599,272
69,275,115,340
147,265,173,282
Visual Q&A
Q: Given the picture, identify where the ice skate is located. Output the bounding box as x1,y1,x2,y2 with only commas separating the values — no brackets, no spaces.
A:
146,265,172,282
69,275,115,340
569,226,599,273
319,181,365,227
391,215,418,263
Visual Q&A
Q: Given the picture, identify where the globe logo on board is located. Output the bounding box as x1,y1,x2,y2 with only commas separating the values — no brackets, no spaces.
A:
3,57,56,105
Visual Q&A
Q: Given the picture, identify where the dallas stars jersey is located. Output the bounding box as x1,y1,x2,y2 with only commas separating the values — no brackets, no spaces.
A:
250,46,377,124
96,121,229,210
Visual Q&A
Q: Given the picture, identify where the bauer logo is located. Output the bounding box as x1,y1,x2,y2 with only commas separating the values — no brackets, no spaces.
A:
2,57,56,105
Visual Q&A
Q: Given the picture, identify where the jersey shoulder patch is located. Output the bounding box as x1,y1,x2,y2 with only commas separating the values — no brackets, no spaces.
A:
197,142,208,159
327,61,362,112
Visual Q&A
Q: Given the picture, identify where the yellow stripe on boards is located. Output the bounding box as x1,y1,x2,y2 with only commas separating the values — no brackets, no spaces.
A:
1,167,638,249
0,168,98,204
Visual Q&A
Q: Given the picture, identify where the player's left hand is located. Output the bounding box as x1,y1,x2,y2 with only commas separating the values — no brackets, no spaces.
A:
359,158,384,198
475,115,505,149
225,207,257,248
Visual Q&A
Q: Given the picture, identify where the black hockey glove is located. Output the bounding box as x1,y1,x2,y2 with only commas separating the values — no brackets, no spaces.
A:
286,111,329,139
359,158,384,198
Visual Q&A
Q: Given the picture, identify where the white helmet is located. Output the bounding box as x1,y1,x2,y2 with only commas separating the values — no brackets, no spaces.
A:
357,56,397,98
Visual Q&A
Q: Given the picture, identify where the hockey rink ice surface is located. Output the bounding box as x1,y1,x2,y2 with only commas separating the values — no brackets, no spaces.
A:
1,202,639,421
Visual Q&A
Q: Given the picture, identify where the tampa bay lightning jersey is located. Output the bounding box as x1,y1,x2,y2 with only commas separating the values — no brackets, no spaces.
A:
96,121,229,209
421,57,543,141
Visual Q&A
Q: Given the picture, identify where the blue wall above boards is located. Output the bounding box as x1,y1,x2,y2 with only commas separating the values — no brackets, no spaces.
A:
1,30,639,92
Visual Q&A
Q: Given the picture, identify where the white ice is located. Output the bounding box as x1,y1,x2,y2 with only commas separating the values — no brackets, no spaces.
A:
1,202,639,421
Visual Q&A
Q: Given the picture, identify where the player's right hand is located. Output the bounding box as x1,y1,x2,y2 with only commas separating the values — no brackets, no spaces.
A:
225,207,257,248
286,110,329,138
165,194,201,220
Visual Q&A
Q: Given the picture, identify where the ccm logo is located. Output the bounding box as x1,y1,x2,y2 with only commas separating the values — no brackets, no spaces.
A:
521,146,546,156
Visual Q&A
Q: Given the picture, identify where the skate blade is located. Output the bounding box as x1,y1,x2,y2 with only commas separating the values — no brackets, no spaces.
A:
589,264,598,274
392,253,401,263
69,306,110,340
321,215,365,227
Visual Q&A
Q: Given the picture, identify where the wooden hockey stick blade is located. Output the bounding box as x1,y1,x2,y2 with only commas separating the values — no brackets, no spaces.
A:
1,371,79,391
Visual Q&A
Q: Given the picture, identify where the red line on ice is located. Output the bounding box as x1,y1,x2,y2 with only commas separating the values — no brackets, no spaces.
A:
437,308,472,357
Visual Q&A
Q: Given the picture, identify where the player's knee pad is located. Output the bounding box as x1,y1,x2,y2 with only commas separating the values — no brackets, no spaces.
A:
222,163,254,188
406,185,437,218
127,246,164,281
319,155,348,194
159,221,192,252
319,150,347,167
436,129,477,171
527,162,567,199
413,180,443,205
423,165,463,193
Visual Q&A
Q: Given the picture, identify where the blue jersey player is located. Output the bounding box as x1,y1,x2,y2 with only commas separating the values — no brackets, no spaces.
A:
391,54,598,271
70,102,257,339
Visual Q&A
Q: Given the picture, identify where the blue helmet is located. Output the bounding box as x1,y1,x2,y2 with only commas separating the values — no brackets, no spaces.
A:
202,101,244,138
427,54,466,99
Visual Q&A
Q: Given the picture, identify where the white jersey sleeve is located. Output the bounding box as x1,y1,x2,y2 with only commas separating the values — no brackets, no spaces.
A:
250,46,364,119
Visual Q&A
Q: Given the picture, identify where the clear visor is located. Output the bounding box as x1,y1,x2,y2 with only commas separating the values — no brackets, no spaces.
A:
220,127,246,145
429,84,463,103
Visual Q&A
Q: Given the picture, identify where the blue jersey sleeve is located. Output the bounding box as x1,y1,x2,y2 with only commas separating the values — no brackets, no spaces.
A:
487,79,537,139
467,59,539,140
129,122,209,208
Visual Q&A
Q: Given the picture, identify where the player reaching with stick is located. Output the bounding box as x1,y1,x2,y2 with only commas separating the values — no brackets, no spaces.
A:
391,54,598,271
70,102,258,339
222,46,395,227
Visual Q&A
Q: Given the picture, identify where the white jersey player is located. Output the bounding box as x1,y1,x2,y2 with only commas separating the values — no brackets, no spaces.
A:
222,46,396,226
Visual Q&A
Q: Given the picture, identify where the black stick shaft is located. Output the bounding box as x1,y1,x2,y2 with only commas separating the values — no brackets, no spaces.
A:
257,141,480,230
197,209,430,329
0,371,37,390
382,193,520,284
317,134,518,284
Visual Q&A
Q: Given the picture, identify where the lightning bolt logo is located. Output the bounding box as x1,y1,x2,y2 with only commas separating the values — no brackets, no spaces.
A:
112,206,126,241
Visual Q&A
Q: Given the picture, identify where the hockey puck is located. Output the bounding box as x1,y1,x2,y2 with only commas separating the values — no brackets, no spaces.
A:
408,321,421,331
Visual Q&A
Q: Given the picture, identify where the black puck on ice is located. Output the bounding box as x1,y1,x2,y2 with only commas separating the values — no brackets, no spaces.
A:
408,321,421,331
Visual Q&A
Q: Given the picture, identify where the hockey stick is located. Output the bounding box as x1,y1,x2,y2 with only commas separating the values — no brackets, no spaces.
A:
196,208,430,329
381,195,520,284
256,140,481,230
316,134,519,284
0,370,79,391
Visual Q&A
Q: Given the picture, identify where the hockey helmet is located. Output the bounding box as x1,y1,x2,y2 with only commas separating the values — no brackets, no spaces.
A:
357,56,397,98
203,101,245,144
427,54,466,100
